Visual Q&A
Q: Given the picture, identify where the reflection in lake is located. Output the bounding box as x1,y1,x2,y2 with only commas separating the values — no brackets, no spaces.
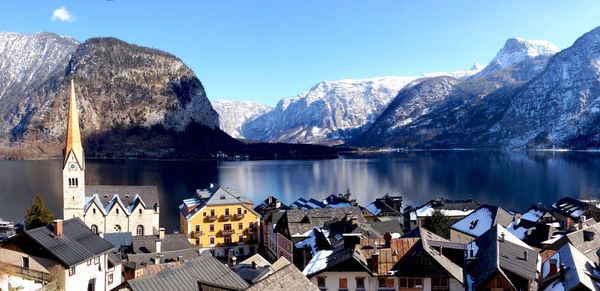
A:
1,151,600,231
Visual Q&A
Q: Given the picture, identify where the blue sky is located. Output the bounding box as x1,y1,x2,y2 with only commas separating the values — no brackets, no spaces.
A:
1,1,599,106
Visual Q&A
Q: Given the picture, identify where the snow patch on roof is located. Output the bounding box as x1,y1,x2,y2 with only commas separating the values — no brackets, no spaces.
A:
302,249,333,276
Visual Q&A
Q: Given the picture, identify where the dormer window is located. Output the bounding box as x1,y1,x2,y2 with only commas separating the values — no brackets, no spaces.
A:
220,195,225,200
469,220,478,230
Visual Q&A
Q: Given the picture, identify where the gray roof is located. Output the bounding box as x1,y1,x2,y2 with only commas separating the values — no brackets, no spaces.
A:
127,248,200,267
104,232,133,252
469,225,538,289
23,218,114,267
284,206,366,237
132,233,192,254
86,185,159,209
551,222,600,263
231,254,272,283
369,220,404,235
180,185,258,220
542,243,600,291
244,263,319,291
127,254,249,291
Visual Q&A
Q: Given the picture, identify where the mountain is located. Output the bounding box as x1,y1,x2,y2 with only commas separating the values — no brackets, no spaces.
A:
0,32,336,159
357,27,600,149
211,100,272,138
356,37,562,148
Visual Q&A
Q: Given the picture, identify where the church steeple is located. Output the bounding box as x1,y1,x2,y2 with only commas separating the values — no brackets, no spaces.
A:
64,77,84,170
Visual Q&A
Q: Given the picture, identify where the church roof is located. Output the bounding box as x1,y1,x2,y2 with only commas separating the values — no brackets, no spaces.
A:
64,78,84,170
85,185,159,213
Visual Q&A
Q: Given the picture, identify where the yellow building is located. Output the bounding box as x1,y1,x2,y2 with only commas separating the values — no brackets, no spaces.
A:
179,184,260,258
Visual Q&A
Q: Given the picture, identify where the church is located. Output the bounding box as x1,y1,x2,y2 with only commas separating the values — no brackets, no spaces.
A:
62,77,160,236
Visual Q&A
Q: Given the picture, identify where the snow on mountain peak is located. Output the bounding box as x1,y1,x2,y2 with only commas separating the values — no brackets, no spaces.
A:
489,37,559,69
470,62,484,71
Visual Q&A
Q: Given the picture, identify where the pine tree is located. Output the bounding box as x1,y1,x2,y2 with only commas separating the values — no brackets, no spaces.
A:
25,194,55,230
424,209,450,238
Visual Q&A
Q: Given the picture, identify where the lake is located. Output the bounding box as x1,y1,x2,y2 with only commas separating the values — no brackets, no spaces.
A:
2,150,600,232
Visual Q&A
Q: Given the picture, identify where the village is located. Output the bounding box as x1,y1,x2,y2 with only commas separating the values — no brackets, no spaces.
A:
1,80,600,291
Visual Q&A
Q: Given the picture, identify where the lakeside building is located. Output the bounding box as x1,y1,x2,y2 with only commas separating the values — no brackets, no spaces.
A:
0,218,122,291
364,194,404,225
409,198,481,230
449,205,513,244
62,78,160,236
179,185,261,258
254,195,288,256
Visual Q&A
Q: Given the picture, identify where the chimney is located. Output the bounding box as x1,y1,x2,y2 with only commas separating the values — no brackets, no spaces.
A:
53,219,63,237
210,183,214,188
560,263,566,281
159,227,165,239
538,202,542,209
98,231,104,238
371,252,379,275
469,246,474,257
227,249,235,266
500,232,505,242
579,215,587,230
177,255,183,262
548,259,558,276
350,216,359,226
384,233,392,248
513,213,521,226
251,261,257,269
523,250,528,261
275,200,281,208
155,240,162,254
268,195,273,204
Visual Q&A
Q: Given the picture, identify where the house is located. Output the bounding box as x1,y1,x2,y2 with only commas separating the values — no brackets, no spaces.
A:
540,243,600,291
546,222,600,263
364,194,404,225
264,212,285,261
179,185,261,258
244,260,319,291
121,253,249,291
0,218,122,291
411,198,481,229
230,254,291,284
254,195,288,256
288,198,327,210
302,228,464,291
465,225,540,291
506,217,559,250
322,193,356,208
62,78,159,235
449,205,513,243
520,203,555,223
273,206,366,266
551,197,599,228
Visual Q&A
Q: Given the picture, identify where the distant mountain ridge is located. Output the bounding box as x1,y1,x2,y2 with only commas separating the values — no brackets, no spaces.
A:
211,100,272,138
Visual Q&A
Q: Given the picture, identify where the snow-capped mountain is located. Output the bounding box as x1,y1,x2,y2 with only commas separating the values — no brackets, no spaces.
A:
211,100,273,138
357,27,600,149
472,37,559,79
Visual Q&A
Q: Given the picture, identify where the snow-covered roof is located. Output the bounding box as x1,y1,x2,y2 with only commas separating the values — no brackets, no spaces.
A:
302,249,333,276
451,205,513,238
542,243,600,291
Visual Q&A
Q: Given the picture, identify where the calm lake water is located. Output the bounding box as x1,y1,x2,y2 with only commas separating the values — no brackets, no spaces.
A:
2,151,600,232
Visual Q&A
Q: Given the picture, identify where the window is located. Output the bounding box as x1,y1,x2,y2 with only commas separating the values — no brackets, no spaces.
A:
108,273,113,285
237,207,242,214
432,278,449,291
244,209,247,214
74,178,78,186
224,224,232,231
224,235,232,244
94,256,100,265
356,277,365,289
210,236,215,246
69,266,76,276
114,225,121,232
209,224,215,232
238,223,243,230
380,278,395,288
139,208,142,214
203,212,207,217
317,276,326,289
136,225,144,236
195,238,200,246
399,277,423,289
249,222,254,229
225,208,230,216
195,225,200,232
115,208,119,215
238,234,244,243
457,235,461,243
210,209,215,216
22,257,29,269
87,259,92,266
92,208,96,214
339,278,347,290
90,225,98,234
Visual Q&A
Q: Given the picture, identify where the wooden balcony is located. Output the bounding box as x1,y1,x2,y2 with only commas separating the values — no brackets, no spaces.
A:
222,214,232,221
233,213,245,220
192,230,203,238
221,229,235,236
205,215,217,222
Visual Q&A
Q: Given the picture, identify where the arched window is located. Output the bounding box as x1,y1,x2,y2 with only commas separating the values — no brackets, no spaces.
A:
114,225,121,232
68,178,71,186
136,225,144,236
92,208,96,214
116,208,119,215
74,178,78,186
139,209,142,215
90,225,98,234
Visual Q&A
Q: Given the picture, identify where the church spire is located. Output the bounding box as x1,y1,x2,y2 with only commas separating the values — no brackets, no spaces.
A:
64,75,84,169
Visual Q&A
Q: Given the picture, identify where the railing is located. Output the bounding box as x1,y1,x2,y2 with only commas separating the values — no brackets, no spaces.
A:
222,214,232,221
222,229,235,235
206,215,217,222
11,265,51,282
233,213,245,220
192,230,203,238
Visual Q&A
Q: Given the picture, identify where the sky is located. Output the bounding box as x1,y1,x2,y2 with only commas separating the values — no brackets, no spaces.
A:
1,1,599,107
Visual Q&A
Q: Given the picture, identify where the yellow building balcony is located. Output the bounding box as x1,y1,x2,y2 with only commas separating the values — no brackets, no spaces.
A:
191,230,203,238
233,213,245,220
205,215,217,222
221,229,235,236
222,214,232,221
